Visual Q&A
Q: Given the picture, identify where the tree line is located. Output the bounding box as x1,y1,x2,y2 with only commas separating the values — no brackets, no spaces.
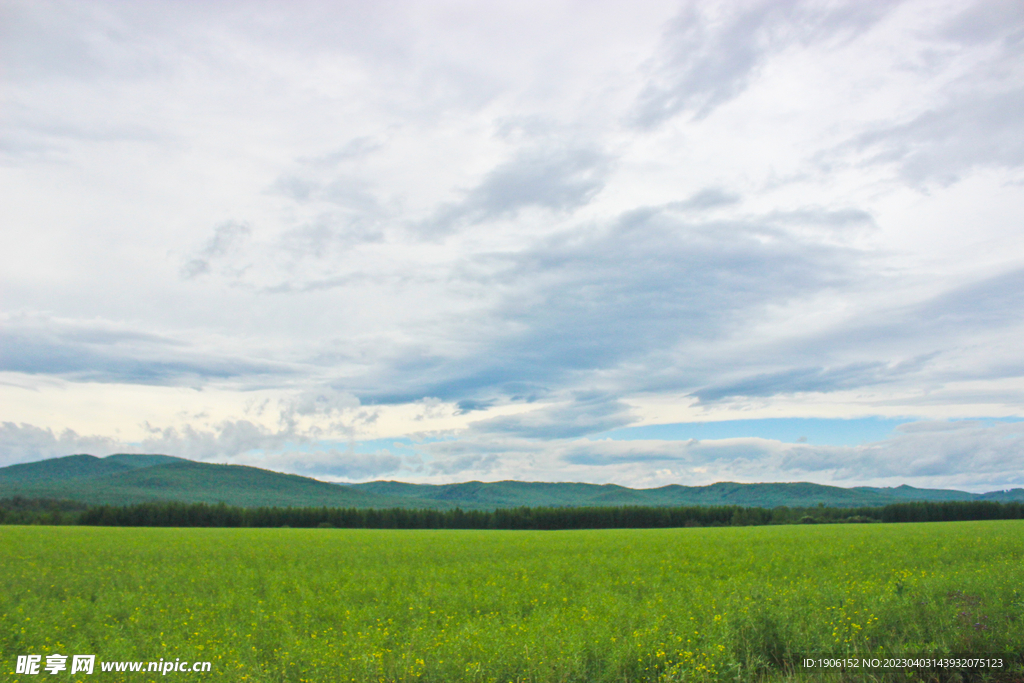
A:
2,497,1022,529
0,496,89,525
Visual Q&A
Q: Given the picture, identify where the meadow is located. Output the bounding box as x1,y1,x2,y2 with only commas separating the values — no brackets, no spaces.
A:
1,521,1022,682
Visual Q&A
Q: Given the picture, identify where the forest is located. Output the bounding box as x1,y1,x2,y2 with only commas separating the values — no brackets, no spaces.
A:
2,495,1022,529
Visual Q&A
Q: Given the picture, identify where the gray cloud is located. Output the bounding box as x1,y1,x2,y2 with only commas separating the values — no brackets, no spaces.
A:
0,314,290,384
0,1,178,83
365,203,861,403
424,146,611,236
824,3,1024,184
850,87,1024,184
0,422,122,467
138,420,295,461
680,265,1024,404
426,451,502,477
669,187,741,212
297,137,383,169
467,393,635,439
772,421,1024,486
632,0,900,126
180,221,252,279
278,213,385,259
270,149,385,218
785,267,1024,367
0,116,165,163
455,399,496,414
283,388,361,419
0,2,181,163
764,208,875,229
130,399,382,467
941,0,1024,46
694,358,931,403
243,449,404,480
230,145,392,268
582,260,1007,417
909,266,1024,331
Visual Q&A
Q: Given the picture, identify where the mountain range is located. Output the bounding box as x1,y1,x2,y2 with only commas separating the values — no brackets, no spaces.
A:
2,453,1022,510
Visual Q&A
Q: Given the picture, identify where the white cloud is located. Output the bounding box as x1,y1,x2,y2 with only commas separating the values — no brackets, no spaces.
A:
0,422,122,466
417,419,1024,492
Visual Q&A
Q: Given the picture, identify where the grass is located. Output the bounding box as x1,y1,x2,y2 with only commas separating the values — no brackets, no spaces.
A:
1,521,1022,682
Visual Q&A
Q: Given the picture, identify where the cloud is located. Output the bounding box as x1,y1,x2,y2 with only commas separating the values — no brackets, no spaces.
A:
138,420,298,461
418,419,1024,490
297,137,383,169
283,388,361,419
455,398,496,414
940,0,1024,46
908,266,1024,331
0,422,122,467
420,443,504,477
249,449,404,480
179,149,392,289
364,203,861,403
669,187,741,212
783,266,1024,368
850,87,1024,184
764,208,875,229
467,393,636,439
0,117,165,164
631,0,900,126
822,4,1024,185
424,146,611,236
0,0,173,83
694,359,927,403
270,140,386,222
180,221,252,279
0,313,291,385
666,265,1024,408
277,212,385,260
0,1,182,163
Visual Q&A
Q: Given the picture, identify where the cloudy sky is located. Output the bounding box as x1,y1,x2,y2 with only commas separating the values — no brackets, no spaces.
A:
2,0,1023,491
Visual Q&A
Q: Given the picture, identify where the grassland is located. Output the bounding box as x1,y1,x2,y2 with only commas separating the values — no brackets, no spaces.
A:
2,522,1022,682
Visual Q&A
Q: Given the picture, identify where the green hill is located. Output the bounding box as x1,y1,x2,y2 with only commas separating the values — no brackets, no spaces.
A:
0,454,409,508
850,484,974,502
0,454,139,483
976,489,1024,502
104,453,186,469
2,453,1022,509
348,480,897,508
344,479,1024,509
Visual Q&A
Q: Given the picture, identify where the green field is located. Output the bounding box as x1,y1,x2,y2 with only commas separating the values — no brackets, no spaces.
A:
2,522,1022,682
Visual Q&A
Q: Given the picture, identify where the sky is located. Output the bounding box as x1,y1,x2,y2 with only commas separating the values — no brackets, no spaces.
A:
2,0,1023,491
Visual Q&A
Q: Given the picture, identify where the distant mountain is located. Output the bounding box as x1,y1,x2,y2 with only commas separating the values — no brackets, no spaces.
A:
0,454,407,508
0,453,168,483
975,489,1024,502
850,484,975,502
347,479,1024,509
2,454,1022,509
